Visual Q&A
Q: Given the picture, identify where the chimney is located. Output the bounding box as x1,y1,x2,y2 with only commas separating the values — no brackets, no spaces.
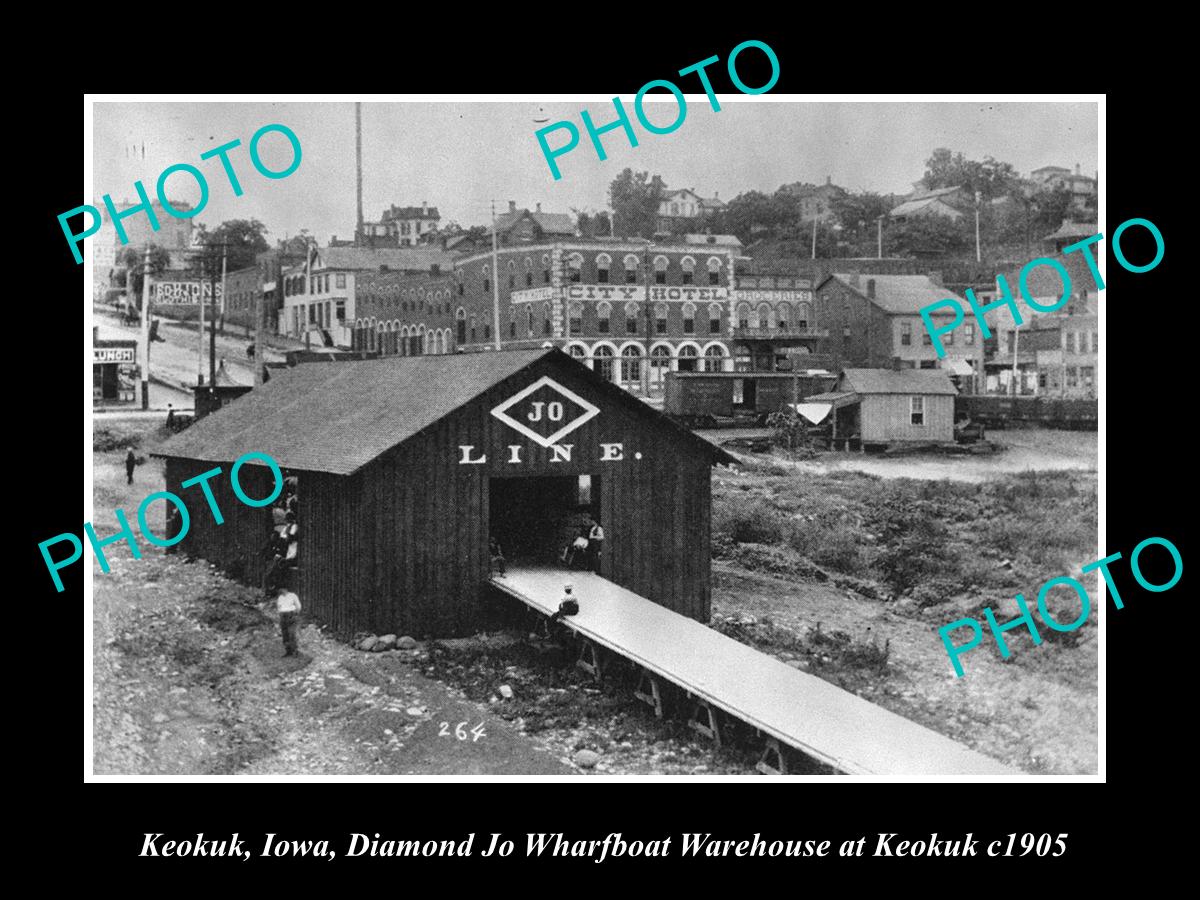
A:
536,202,541,212
714,191,719,199
1074,163,1081,175
866,278,876,300
826,175,832,186
421,201,428,215
509,200,517,213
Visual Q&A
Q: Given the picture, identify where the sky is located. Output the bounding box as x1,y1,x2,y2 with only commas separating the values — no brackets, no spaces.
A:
91,99,1099,246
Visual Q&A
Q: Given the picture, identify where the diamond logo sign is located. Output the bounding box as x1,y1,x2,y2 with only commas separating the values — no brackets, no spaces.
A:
490,376,600,448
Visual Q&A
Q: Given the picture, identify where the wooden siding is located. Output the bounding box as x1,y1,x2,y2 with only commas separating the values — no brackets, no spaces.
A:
163,356,717,639
860,394,954,443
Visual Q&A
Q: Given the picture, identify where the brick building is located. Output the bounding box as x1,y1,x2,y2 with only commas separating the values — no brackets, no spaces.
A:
731,268,823,373
349,271,457,356
451,238,739,394
489,201,575,247
813,273,984,392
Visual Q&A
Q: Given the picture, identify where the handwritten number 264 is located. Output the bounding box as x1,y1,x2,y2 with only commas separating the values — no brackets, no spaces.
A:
439,721,486,742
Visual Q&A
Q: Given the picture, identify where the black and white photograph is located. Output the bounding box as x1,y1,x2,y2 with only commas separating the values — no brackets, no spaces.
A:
82,95,1104,780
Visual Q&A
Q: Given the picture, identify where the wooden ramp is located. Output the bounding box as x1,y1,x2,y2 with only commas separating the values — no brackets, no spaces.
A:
492,566,1014,777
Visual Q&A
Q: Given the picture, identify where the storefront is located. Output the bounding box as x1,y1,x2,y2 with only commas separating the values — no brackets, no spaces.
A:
93,340,138,405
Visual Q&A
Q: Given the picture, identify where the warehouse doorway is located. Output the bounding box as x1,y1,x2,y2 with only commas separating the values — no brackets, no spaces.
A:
489,474,601,568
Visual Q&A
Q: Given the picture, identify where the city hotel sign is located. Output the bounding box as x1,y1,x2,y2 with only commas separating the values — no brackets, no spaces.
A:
564,284,729,303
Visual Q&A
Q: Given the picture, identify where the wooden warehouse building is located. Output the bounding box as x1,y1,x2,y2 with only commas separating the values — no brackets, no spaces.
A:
153,349,734,638
807,368,958,448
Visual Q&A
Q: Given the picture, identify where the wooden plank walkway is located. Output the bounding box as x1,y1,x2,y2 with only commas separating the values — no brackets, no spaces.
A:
492,565,1014,777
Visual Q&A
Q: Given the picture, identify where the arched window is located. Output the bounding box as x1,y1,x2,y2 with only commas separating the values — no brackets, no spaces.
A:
795,302,812,330
543,302,552,336
707,256,722,286
621,345,643,386
654,302,668,335
482,263,490,294
597,301,611,334
416,324,425,356
542,254,551,284
776,302,791,331
756,303,772,330
704,345,726,373
568,301,583,335
593,345,615,382
681,256,695,285
509,306,517,339
456,308,467,346
650,345,672,388
508,259,516,289
525,257,534,287
708,303,723,334
470,315,477,344
568,344,588,365
737,302,750,330
625,301,639,335
682,302,696,335
678,344,699,372
568,252,583,284
653,255,668,285
623,254,639,284
400,325,409,357
596,253,611,284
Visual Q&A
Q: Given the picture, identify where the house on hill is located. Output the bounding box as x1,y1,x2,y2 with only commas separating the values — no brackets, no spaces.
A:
152,349,734,639
889,186,972,224
490,201,575,246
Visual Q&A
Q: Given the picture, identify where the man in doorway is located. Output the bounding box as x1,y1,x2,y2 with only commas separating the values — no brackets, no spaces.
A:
566,527,589,569
124,448,137,485
489,535,507,577
276,587,302,657
587,518,605,573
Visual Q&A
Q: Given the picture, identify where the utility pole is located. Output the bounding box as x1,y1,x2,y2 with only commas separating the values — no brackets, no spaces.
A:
490,201,502,351
197,251,206,385
811,217,817,260
209,249,218,390
641,240,651,395
974,191,982,263
254,269,264,386
219,242,228,336
877,215,883,260
139,244,151,410
355,102,364,235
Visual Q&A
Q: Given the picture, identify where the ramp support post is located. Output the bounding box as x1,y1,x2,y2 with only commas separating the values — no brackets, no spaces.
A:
756,737,788,775
576,638,602,681
688,698,722,747
634,671,663,718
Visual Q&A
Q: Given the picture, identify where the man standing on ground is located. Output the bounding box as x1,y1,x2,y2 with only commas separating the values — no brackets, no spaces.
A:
125,448,137,485
276,588,302,657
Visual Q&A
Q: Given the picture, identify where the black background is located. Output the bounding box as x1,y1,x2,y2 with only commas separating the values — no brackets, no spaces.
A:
28,26,1178,886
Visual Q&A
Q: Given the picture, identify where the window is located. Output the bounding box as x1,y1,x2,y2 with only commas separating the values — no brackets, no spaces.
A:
922,328,932,346
597,301,611,334
755,304,771,330
678,344,698,372
654,255,668,285
569,344,587,363
624,255,639,284
1081,366,1095,389
707,257,721,285
901,321,913,346
458,281,464,296
1064,332,1076,353
919,360,937,369
569,302,582,335
1066,366,1079,388
544,303,552,336
597,253,611,284
543,255,551,284
910,396,925,426
527,306,534,338
457,308,467,345
626,302,639,335
965,323,976,345
509,273,515,289
335,300,345,322
509,307,516,339
795,302,811,330
650,346,671,387
682,303,695,334
682,256,695,285
1092,331,1099,353
484,323,491,341
655,302,668,334
776,303,790,331
484,277,490,293
470,316,477,343
621,345,642,384
526,271,533,287
703,345,724,372
568,253,583,283
593,345,614,381
705,304,720,334
944,327,954,346
737,302,750,330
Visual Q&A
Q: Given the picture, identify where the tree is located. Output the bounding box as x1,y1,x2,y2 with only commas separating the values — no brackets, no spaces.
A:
888,215,972,257
922,148,1018,202
608,168,666,239
199,218,270,271
119,244,171,301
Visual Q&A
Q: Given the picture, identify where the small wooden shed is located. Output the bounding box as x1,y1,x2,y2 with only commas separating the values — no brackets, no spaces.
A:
808,368,958,447
152,349,734,639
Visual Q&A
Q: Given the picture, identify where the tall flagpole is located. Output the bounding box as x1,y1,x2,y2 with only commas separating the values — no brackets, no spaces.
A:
139,244,151,410
490,201,502,351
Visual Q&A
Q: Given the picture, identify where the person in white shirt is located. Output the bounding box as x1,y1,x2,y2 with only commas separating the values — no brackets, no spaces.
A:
587,520,605,573
276,589,302,656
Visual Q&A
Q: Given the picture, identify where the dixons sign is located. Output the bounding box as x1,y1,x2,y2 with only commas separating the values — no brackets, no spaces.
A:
457,376,630,465
154,281,224,305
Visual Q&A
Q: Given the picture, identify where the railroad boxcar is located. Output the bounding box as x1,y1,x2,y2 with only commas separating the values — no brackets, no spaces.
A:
664,372,838,428
954,395,1098,430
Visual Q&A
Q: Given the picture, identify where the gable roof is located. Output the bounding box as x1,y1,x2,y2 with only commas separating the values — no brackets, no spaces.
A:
839,368,958,395
315,246,454,272
889,196,964,218
153,350,734,475
491,208,575,237
827,273,966,314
